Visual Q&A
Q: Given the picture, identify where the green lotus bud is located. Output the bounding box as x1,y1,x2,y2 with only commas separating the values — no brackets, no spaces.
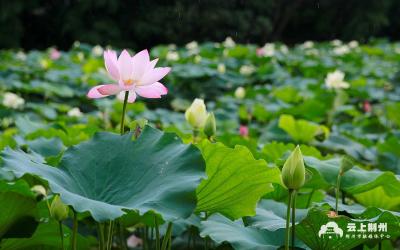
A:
204,112,216,138
50,195,69,221
234,87,246,99
281,146,306,190
340,156,354,175
185,98,208,129
31,185,47,197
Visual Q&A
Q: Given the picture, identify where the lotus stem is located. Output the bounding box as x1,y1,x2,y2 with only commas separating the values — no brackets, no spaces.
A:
161,222,173,250
97,223,105,250
341,190,346,205
306,190,314,208
155,216,160,250
192,129,199,143
168,235,172,250
144,226,149,250
204,212,209,250
120,91,129,135
45,198,51,217
291,190,296,249
58,221,64,250
71,211,78,250
285,189,294,250
106,220,114,250
150,226,154,250
117,220,127,250
335,172,341,214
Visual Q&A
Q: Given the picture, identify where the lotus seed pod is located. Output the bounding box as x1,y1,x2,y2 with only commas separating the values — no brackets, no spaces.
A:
50,195,69,221
204,112,216,138
281,146,306,190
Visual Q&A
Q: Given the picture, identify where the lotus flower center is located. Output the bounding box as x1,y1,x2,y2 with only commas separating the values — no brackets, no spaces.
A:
123,79,135,86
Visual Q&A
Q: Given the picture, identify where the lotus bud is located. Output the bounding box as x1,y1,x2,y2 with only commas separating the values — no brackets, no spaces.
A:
185,98,208,129
234,87,246,99
50,195,69,221
217,63,226,74
31,185,47,198
204,112,216,138
340,156,354,175
281,146,306,190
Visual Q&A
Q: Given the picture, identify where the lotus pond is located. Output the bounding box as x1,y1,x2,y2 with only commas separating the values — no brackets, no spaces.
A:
0,40,399,250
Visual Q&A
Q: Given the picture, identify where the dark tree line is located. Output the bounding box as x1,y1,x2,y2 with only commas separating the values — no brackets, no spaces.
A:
0,0,398,49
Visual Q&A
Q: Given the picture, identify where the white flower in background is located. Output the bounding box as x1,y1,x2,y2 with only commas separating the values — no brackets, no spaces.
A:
302,41,314,49
16,51,27,60
280,45,289,54
185,98,208,129
223,37,236,48
194,55,202,63
168,44,177,50
306,48,319,56
73,41,81,48
331,39,342,46
348,41,359,49
325,70,350,89
185,41,198,50
67,107,83,117
214,42,221,48
262,43,275,57
186,41,199,55
333,45,350,55
217,63,226,74
166,51,179,61
395,47,400,54
2,92,25,109
234,87,246,99
92,45,104,56
239,65,255,75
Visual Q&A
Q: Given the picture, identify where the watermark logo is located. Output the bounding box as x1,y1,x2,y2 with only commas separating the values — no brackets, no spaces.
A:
318,222,390,240
318,222,343,239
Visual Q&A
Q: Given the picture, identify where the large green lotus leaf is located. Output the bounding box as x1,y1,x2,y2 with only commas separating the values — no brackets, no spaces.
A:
377,136,400,173
25,137,65,157
200,214,285,250
0,180,39,239
353,187,400,211
317,195,366,214
304,156,400,197
1,126,205,222
0,221,96,249
316,195,400,218
297,207,400,250
317,134,376,162
260,141,326,163
244,199,308,231
196,141,282,219
278,114,329,143
386,102,400,127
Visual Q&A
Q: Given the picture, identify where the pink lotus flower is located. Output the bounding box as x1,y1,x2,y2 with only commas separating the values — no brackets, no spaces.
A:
87,49,170,103
239,125,249,137
363,101,372,113
50,48,61,60
256,48,265,57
